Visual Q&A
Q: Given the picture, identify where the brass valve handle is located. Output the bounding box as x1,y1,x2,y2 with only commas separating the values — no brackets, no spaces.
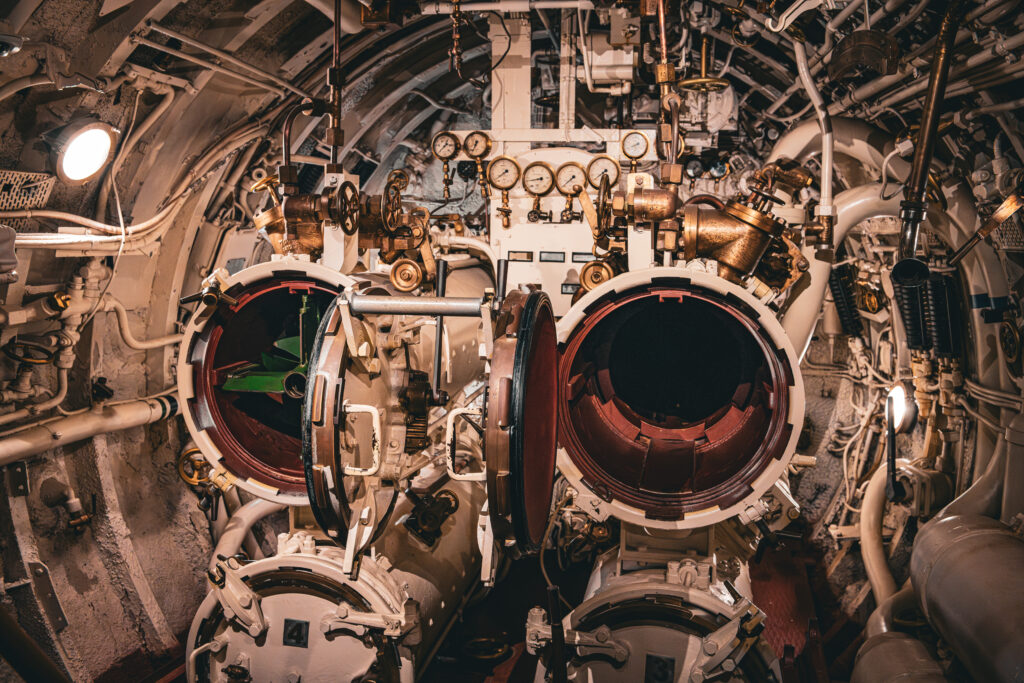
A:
678,35,730,92
249,174,281,206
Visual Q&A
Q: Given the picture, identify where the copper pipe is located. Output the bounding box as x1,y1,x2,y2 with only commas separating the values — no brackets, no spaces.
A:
657,0,669,64
700,35,709,79
328,0,344,164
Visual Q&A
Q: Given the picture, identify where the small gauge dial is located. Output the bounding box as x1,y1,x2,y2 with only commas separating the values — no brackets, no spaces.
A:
685,158,705,179
555,162,587,195
431,131,461,161
463,131,492,159
587,156,620,189
708,160,730,179
620,131,649,160
487,156,521,190
522,162,555,196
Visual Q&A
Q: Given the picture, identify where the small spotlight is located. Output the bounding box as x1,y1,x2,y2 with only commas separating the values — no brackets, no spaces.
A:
886,381,918,434
50,119,118,186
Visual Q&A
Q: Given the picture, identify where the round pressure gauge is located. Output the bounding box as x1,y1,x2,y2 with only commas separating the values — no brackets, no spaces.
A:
431,131,461,161
555,162,587,196
487,156,521,190
708,159,730,179
685,158,705,179
587,156,620,189
620,131,649,160
464,131,492,159
522,162,555,196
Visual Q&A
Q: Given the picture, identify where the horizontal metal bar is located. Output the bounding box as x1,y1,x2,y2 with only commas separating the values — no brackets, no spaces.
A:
130,34,287,96
146,21,312,99
347,294,483,317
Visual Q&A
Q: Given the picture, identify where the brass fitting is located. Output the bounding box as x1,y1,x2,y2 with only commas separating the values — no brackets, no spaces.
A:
654,63,676,84
680,200,786,283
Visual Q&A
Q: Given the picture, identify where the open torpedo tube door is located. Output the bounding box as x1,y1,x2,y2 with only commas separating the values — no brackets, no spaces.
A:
485,289,560,560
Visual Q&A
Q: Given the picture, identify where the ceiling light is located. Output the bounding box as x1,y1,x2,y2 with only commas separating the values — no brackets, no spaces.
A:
50,119,118,186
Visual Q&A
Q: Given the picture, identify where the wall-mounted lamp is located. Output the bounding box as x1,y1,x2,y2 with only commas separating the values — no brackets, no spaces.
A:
49,119,118,186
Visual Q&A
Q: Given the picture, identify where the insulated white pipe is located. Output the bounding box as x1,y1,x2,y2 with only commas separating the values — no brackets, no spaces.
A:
106,299,182,350
209,499,285,572
0,369,69,428
0,395,179,465
781,185,902,359
862,465,898,603
792,42,834,227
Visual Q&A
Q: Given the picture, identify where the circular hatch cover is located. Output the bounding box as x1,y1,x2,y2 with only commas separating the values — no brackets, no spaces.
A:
485,290,559,557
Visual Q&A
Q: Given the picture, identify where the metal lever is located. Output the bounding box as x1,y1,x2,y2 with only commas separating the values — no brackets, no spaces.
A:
493,258,508,311
431,259,449,405
948,189,1024,266
885,395,899,500
179,284,237,308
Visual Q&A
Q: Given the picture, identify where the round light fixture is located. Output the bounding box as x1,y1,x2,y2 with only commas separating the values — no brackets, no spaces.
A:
51,120,118,185
886,381,918,434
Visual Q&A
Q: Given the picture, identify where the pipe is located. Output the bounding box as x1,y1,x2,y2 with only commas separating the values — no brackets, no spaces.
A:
895,0,965,271
911,515,1024,683
221,487,264,561
96,86,177,222
0,395,178,465
851,631,948,683
208,499,285,572
0,369,69,427
0,74,53,105
106,299,182,350
792,41,834,243
865,582,917,638
0,603,71,683
937,436,1005,520
347,294,483,317
145,22,311,98
861,465,898,604
782,184,903,358
129,35,287,96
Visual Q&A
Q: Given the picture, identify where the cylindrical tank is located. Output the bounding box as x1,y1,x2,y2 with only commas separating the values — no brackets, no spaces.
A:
555,267,804,529
910,514,1024,683
186,467,485,683
531,546,781,682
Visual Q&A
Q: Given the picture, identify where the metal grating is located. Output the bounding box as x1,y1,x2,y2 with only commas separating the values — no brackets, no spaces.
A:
993,213,1024,252
0,170,57,230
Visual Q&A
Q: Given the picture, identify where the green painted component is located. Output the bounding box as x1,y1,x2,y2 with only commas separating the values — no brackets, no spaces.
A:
216,294,324,395
221,369,290,393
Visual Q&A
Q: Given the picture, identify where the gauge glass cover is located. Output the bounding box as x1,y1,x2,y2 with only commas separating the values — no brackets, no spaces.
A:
555,162,587,195
488,156,521,190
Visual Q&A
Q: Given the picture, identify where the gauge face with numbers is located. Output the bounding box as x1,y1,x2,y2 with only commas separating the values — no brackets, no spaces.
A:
464,131,492,159
487,156,521,190
431,131,461,161
685,158,705,179
522,162,555,196
620,131,649,160
555,162,587,196
587,156,620,189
